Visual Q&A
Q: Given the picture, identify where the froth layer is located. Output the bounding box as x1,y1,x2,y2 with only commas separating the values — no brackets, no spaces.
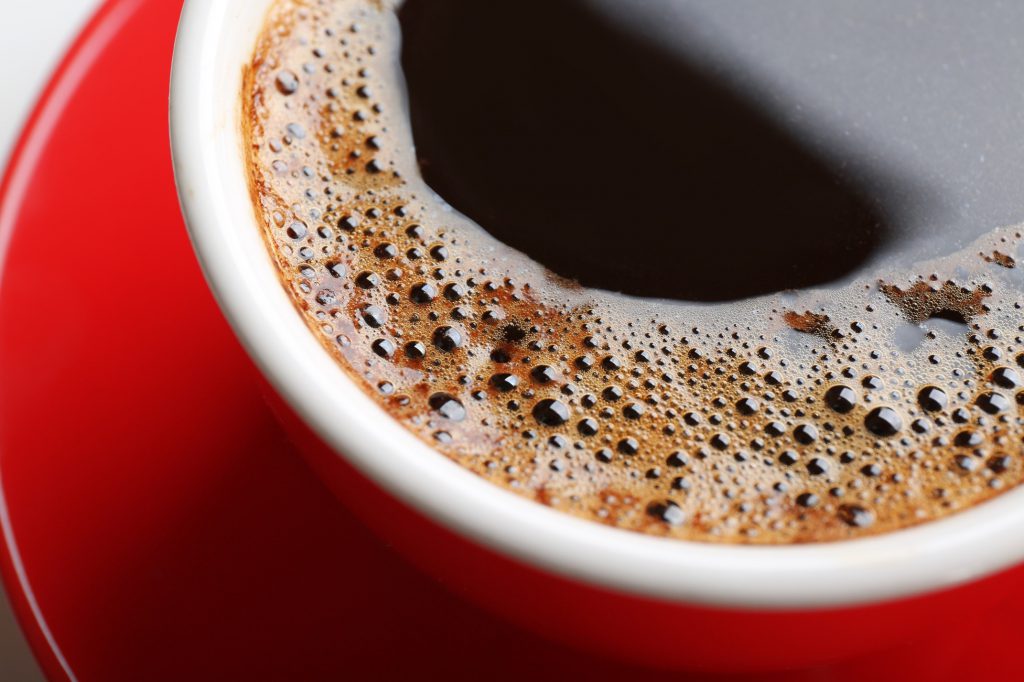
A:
244,0,1024,543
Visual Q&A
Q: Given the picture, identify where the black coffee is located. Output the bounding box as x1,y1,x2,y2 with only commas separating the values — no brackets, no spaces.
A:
399,0,887,301
244,0,1024,543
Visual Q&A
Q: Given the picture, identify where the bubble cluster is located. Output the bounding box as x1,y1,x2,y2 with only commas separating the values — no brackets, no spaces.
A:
244,0,1024,543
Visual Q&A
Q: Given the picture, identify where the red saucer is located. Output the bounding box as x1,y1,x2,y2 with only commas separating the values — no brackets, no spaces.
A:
0,1,1021,680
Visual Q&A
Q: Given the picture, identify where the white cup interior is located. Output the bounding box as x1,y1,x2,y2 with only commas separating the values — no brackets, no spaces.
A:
170,0,1024,609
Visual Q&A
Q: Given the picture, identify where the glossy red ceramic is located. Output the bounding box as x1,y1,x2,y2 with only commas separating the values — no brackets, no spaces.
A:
1,0,1023,679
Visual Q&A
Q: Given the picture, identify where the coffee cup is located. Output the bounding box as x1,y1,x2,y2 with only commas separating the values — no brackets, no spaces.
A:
170,0,1024,670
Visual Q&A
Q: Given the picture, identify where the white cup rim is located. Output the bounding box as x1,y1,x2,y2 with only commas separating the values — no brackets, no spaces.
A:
169,0,1024,610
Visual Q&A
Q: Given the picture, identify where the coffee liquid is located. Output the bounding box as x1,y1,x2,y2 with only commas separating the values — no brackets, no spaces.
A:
398,0,888,302
245,0,1024,542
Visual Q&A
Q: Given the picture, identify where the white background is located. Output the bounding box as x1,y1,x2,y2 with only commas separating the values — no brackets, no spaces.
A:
1,1,103,678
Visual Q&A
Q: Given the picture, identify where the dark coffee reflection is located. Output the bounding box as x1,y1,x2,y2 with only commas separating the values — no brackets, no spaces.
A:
399,0,892,301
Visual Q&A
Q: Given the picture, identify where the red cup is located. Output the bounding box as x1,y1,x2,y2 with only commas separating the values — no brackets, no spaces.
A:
170,0,1024,671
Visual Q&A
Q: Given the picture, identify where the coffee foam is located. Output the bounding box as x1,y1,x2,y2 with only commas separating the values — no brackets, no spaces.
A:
244,0,1024,543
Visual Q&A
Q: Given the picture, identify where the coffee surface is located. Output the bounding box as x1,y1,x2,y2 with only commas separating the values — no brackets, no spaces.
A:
397,0,888,301
245,0,1024,542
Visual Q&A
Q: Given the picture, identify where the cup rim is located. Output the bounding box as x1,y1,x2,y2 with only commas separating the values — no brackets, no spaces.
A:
169,0,1024,610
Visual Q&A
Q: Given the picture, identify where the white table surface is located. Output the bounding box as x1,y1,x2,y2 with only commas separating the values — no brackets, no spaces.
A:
1,1,104,679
